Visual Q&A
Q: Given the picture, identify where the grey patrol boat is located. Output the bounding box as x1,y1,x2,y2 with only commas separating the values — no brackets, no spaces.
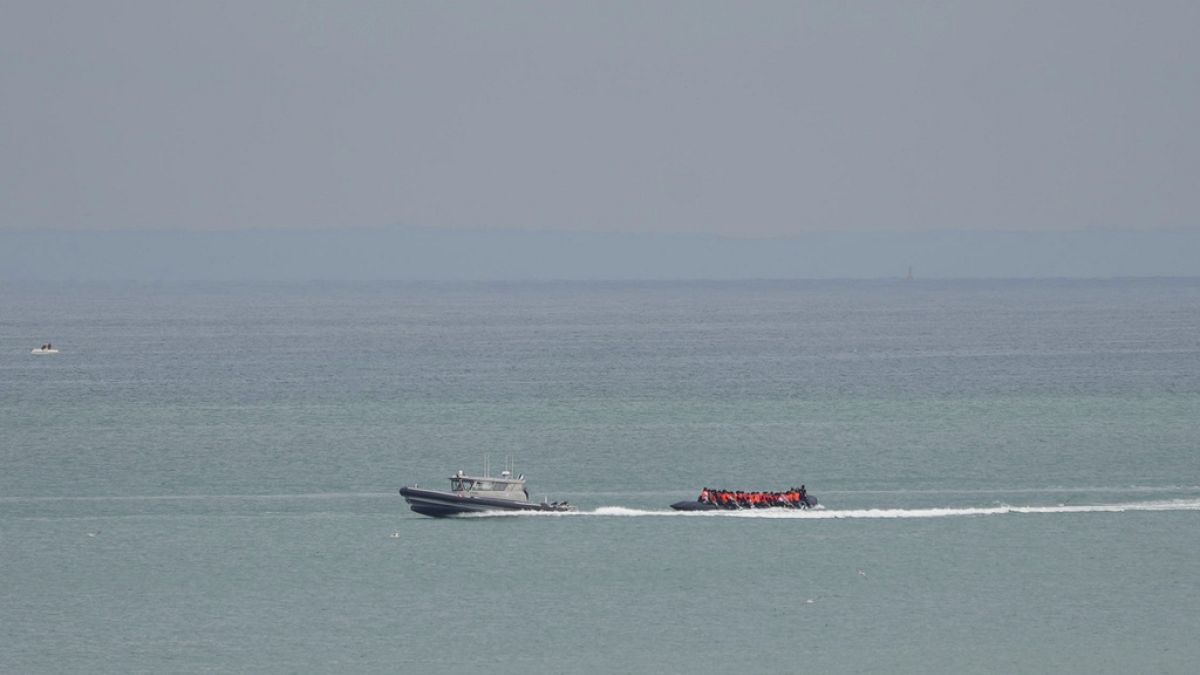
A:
400,468,574,518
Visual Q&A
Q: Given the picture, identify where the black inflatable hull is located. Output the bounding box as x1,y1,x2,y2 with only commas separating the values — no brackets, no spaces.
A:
669,496,817,511
399,486,572,518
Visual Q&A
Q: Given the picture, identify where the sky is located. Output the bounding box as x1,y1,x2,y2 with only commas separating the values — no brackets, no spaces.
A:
3,0,1199,239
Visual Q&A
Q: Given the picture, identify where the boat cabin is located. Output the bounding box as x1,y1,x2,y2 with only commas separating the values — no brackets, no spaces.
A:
449,470,529,501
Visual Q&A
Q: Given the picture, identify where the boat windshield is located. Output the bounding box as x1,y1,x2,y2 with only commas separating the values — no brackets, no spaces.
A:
451,478,504,487
450,479,505,492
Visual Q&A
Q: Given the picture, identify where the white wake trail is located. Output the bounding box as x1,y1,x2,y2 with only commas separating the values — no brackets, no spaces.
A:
582,499,1200,519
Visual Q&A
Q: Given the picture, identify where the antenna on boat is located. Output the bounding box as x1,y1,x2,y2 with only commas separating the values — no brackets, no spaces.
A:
484,453,490,477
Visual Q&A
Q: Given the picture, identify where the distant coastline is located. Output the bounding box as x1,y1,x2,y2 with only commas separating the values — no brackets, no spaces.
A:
3,226,1198,282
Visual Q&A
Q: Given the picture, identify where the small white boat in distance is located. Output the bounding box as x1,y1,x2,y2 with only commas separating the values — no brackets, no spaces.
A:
32,344,59,354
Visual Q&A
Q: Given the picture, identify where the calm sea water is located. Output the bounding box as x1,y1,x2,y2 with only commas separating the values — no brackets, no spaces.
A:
3,279,1199,674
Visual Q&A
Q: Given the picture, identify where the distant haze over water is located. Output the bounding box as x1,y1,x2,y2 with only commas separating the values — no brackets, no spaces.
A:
3,226,1198,281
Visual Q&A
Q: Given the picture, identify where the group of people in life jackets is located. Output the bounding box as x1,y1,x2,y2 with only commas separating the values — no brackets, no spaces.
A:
698,485,808,509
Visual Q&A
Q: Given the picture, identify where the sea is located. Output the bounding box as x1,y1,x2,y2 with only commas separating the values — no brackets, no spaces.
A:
2,278,1198,674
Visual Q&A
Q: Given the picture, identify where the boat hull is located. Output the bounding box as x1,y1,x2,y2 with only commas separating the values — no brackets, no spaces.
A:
669,495,818,511
399,486,573,517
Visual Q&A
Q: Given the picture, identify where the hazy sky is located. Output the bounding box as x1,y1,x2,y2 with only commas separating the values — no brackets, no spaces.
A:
3,1,1198,235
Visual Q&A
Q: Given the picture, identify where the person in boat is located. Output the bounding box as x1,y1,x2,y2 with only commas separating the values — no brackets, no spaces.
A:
696,487,808,508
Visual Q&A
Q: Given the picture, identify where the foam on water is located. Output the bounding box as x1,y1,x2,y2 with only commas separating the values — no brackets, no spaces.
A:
464,499,1200,519
593,500,1200,518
